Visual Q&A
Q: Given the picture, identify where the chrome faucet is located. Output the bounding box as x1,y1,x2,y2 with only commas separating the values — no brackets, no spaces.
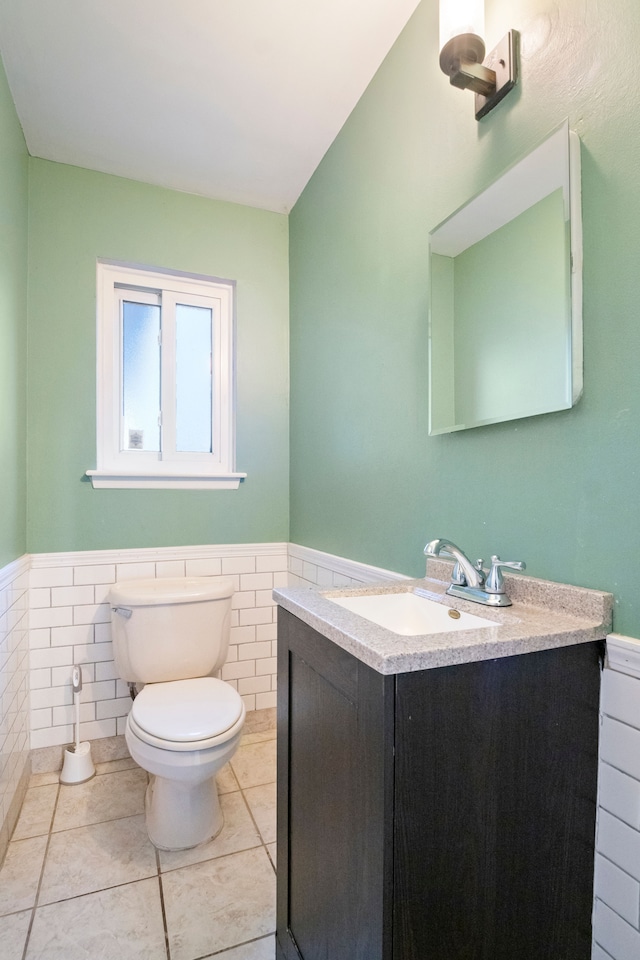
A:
424,538,525,607
424,538,485,589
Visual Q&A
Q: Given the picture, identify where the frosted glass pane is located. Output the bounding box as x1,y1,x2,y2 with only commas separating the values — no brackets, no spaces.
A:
122,301,160,451
176,304,213,453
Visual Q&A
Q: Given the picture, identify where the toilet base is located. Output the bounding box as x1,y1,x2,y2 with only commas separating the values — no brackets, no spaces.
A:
145,774,224,851
123,697,245,853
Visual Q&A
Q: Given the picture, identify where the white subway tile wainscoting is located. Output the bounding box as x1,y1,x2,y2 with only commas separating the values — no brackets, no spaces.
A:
287,542,407,590
593,635,640,960
0,541,402,863
28,544,289,753
4,543,637,958
0,557,30,863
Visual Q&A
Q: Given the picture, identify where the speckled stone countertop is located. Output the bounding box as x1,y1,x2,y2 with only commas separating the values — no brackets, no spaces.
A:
273,565,613,675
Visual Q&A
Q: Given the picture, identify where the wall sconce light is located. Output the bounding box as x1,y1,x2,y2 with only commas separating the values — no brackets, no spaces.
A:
439,0,518,120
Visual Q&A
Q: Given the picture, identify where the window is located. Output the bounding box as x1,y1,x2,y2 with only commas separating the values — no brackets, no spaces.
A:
87,261,245,489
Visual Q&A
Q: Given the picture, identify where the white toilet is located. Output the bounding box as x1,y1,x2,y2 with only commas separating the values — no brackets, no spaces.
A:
108,577,245,851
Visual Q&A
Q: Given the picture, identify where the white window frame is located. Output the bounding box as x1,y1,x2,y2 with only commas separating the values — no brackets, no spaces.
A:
87,261,245,490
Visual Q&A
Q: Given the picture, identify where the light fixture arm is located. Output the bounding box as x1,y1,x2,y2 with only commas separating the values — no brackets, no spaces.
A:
448,60,496,97
439,29,519,120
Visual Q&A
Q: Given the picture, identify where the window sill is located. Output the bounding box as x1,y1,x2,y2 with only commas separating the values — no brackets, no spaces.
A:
85,470,246,490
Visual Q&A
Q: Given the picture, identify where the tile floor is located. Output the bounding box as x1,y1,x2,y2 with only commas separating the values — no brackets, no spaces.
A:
0,729,277,960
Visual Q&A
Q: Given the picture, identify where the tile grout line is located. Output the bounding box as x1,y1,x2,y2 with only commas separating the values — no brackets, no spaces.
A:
48,808,147,838
235,777,277,878
9,736,277,957
231,732,277,875
17,768,156,913
159,840,266,878
192,933,276,959
595,848,640,883
28,874,164,911
157,772,277,959
155,847,172,960
20,776,61,960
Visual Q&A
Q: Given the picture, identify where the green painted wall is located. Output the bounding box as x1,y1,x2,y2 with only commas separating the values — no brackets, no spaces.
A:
452,190,569,427
0,56,28,567
27,160,289,552
289,0,640,634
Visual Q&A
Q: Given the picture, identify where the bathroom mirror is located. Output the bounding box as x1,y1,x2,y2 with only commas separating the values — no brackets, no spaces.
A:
428,121,582,435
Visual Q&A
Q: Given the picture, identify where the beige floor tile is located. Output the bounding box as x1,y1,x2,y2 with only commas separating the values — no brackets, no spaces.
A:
217,761,239,794
0,835,48,916
39,814,157,905
94,757,138,775
12,784,58,840
159,792,260,873
0,909,32,960
53,766,147,832
11,729,279,960
241,732,276,746
26,877,167,960
230,740,276,789
30,745,65,777
206,934,276,959
90,735,130,765
243,708,276,736
163,846,276,960
29,771,60,787
243,782,276,844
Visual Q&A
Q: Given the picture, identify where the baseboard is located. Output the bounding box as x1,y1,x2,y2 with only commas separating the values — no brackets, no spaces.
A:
0,755,30,868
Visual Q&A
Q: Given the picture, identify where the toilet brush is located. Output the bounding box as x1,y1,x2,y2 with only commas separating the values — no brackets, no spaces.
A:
60,665,96,785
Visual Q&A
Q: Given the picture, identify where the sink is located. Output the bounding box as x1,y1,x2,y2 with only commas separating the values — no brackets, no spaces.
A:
328,590,499,636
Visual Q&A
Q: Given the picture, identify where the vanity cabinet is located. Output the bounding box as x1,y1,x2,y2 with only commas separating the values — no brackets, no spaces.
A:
276,608,603,960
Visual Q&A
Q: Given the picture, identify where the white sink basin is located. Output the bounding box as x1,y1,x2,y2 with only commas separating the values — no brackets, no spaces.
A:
329,590,499,636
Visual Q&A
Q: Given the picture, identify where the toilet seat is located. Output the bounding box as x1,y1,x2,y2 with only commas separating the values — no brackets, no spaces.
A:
129,677,244,752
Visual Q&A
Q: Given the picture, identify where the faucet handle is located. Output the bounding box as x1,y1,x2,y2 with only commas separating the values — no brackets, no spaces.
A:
474,559,486,587
485,556,526,594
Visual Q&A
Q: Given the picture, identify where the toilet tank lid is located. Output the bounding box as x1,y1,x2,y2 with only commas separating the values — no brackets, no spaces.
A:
109,577,234,606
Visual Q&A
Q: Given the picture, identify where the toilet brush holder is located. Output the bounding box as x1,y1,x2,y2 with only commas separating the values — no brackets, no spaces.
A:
60,741,95,785
59,665,96,785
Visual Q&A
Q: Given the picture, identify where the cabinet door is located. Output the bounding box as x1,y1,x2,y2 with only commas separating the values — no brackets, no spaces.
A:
393,642,602,960
276,610,394,960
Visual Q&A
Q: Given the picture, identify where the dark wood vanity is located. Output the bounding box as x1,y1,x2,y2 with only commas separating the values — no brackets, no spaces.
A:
276,605,605,960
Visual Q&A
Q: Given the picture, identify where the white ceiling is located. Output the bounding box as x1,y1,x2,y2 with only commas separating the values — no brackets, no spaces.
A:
0,0,421,213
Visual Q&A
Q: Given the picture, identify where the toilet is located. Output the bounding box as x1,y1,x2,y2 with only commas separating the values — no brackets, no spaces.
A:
108,577,245,851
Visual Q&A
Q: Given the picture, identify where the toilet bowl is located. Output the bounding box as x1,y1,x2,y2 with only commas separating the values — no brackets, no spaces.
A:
108,577,244,850
125,676,245,850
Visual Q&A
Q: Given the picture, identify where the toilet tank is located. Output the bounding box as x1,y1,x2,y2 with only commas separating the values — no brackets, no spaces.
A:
108,577,234,684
